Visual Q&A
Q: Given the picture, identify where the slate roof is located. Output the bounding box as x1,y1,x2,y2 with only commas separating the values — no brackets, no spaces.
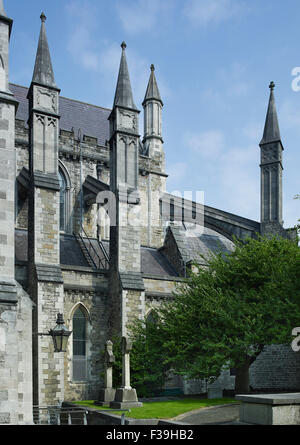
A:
82,238,178,277
167,224,235,265
10,83,111,147
15,230,178,278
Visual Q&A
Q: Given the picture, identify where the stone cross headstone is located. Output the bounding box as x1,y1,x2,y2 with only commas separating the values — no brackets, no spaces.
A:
110,336,143,409
97,340,116,406
121,336,132,389
105,340,115,389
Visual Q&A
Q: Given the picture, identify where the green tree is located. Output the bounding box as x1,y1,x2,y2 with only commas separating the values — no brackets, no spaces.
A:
109,316,170,397
146,235,300,394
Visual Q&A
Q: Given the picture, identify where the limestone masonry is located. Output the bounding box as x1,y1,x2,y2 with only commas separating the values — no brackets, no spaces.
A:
0,2,299,425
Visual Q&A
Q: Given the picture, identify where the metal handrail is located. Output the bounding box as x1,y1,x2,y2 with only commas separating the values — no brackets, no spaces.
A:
33,405,89,425
33,405,131,426
75,230,97,269
76,226,109,270
97,237,110,266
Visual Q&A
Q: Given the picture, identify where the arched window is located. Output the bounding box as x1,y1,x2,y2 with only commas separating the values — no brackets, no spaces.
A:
72,306,87,381
59,169,66,231
146,310,158,325
59,162,71,233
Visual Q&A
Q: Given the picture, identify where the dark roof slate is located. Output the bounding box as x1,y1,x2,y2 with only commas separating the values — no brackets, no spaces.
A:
168,224,235,265
15,230,178,278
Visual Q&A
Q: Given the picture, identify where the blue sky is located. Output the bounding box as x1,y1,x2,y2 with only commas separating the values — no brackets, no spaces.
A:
5,0,300,228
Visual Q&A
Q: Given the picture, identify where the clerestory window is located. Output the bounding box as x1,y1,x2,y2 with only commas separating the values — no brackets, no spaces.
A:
58,162,71,233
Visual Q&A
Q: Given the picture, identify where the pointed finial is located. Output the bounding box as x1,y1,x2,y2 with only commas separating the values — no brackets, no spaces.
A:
269,81,275,91
32,11,57,88
121,41,127,50
150,64,155,72
0,0,7,17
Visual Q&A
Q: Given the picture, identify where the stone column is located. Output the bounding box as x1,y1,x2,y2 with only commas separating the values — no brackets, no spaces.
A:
108,43,145,339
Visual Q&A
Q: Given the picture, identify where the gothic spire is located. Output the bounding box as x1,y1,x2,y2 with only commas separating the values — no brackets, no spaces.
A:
260,81,281,146
32,13,57,89
143,64,163,106
0,0,7,17
0,0,13,37
113,42,137,110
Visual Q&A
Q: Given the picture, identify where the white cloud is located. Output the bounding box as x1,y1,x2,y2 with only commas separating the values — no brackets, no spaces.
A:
66,1,101,71
283,196,300,229
183,0,246,27
279,99,300,133
167,162,188,183
183,126,260,219
243,122,263,142
65,1,163,109
185,130,225,158
218,144,259,219
115,0,173,35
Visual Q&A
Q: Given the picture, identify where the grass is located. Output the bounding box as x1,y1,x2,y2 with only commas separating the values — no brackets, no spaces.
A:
73,398,238,420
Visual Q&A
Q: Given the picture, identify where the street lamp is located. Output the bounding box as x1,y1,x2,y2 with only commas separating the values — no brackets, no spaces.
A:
49,314,72,353
38,313,72,353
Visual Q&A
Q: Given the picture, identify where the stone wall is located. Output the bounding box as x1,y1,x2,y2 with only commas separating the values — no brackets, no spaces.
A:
139,155,166,249
32,281,64,407
249,345,300,391
144,276,180,298
0,101,16,280
123,289,145,334
15,118,168,249
0,285,33,425
63,288,108,402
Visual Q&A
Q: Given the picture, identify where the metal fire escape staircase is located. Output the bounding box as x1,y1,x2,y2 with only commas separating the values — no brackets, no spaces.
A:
74,226,109,270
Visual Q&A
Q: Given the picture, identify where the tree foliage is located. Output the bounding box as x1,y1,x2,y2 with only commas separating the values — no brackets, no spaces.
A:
108,316,170,397
129,235,300,392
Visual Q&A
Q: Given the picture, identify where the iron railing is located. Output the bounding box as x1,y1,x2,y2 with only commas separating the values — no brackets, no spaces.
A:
74,226,109,270
33,405,130,425
33,405,88,425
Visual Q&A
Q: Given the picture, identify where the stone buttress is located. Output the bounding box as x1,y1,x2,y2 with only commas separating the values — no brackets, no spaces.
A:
27,13,65,407
108,43,145,338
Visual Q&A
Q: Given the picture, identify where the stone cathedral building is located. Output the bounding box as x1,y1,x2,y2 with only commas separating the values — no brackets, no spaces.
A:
0,4,299,425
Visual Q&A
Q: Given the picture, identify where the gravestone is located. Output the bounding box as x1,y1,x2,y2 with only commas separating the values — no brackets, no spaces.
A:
97,341,116,406
110,337,143,409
